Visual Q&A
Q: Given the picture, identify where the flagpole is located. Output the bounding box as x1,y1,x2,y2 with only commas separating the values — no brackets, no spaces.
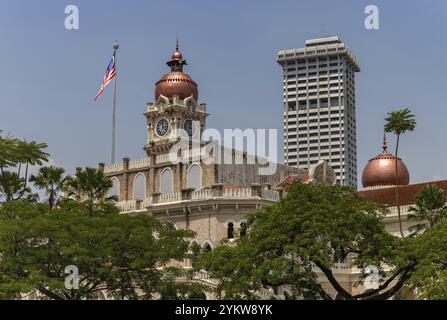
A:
112,41,119,164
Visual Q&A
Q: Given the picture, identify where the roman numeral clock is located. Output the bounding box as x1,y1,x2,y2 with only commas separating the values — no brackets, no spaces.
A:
156,118,169,137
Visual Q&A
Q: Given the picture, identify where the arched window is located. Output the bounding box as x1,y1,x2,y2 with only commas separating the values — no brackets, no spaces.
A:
240,222,247,237
203,244,212,253
133,173,146,200
187,164,202,190
227,223,235,239
108,178,120,200
160,168,174,194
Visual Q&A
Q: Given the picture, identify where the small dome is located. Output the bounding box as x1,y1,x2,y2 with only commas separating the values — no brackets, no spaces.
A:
172,50,183,60
362,136,410,188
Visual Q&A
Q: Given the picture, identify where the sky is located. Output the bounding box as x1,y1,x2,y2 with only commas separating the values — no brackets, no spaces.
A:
0,0,446,187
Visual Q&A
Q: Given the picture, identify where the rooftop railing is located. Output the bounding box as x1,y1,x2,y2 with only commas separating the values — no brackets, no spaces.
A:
103,163,124,174
277,44,359,71
116,186,284,213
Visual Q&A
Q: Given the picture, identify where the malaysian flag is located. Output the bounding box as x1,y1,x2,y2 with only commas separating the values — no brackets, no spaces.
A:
94,49,117,101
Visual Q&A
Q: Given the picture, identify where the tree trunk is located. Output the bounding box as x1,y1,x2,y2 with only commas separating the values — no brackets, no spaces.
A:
49,183,54,211
395,134,404,237
16,163,29,200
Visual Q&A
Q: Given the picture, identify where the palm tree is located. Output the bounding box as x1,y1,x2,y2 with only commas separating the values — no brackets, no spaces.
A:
384,108,416,237
0,171,29,201
63,167,113,202
408,184,447,235
0,132,49,200
29,166,66,210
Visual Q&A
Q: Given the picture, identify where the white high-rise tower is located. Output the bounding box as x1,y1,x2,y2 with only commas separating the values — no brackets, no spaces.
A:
277,37,360,187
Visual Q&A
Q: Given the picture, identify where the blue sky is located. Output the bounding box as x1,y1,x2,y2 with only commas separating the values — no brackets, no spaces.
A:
0,0,446,186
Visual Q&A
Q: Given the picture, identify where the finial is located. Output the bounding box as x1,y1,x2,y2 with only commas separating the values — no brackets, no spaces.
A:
382,132,388,152
176,35,179,51
113,40,119,50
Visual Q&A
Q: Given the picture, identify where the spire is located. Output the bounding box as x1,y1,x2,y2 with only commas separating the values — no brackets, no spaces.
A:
167,37,186,72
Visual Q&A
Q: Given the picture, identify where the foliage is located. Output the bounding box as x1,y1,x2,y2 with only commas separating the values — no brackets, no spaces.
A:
198,183,416,300
408,219,447,299
0,132,49,201
0,200,194,300
61,167,115,216
0,171,30,201
408,185,447,235
384,108,416,136
158,281,208,300
29,166,66,210
63,167,113,203
0,132,200,300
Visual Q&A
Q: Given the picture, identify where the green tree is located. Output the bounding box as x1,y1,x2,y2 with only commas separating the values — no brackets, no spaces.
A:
62,167,114,215
408,219,447,299
408,184,447,235
63,167,113,202
198,183,416,300
29,166,66,210
384,108,416,237
0,171,30,201
0,133,201,300
0,200,194,300
0,132,49,201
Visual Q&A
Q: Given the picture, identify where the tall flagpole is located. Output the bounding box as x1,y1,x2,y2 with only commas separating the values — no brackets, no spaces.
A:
112,41,119,164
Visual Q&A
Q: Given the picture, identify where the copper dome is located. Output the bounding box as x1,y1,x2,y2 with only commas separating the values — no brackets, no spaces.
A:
362,136,410,188
155,41,198,101
155,71,198,100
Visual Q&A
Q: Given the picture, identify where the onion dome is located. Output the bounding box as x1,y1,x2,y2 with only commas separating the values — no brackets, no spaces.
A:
171,49,183,60
155,39,198,101
362,135,410,189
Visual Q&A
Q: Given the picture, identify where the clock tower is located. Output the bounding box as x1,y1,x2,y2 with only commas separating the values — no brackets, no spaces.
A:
144,41,208,157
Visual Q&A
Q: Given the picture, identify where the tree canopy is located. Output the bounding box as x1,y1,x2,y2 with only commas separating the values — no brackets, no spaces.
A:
2,132,447,300
0,132,200,300
0,200,194,300
0,132,49,201
198,183,419,300
408,184,447,235
409,219,447,299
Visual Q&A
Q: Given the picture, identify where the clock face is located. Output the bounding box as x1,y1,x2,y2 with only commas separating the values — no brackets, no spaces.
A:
183,119,193,137
156,119,169,137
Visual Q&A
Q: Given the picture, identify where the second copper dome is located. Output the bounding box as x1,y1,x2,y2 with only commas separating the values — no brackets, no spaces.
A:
362,138,410,188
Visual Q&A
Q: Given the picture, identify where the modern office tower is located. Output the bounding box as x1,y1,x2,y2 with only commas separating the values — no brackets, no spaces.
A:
277,36,360,187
